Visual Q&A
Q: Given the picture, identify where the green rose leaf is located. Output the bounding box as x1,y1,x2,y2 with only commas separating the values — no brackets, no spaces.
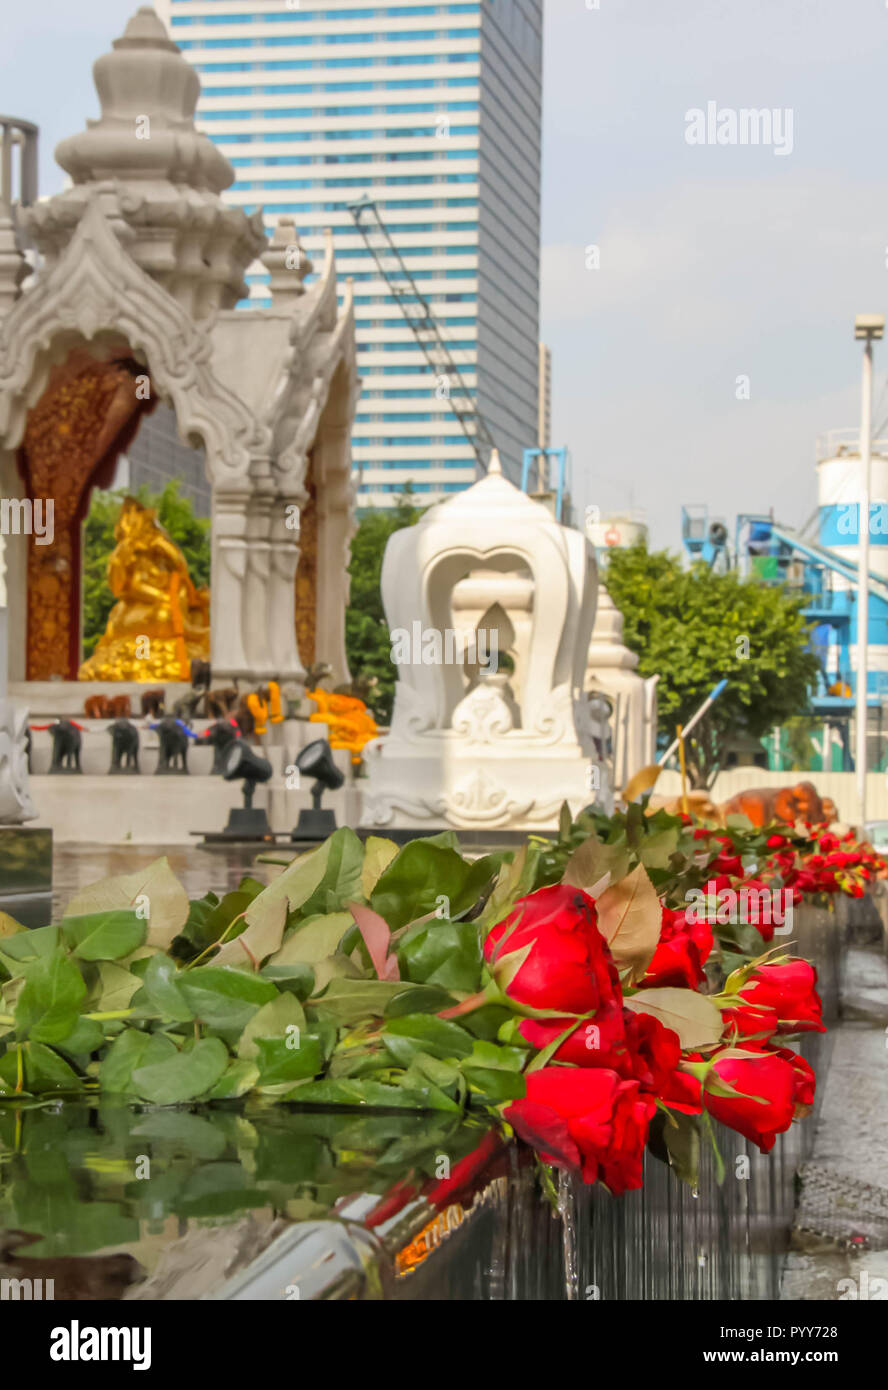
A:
624,987,723,1050
94,962,143,1014
309,977,408,1024
0,925,60,976
206,1059,261,1099
131,1036,229,1104
370,843,500,930
238,993,306,1060
55,1016,105,1056
360,835,399,898
383,1013,474,1061
138,953,194,1022
259,962,316,1000
178,966,278,1030
396,918,482,993
461,1065,526,1104
254,1034,323,1086
461,1038,527,1103
397,1061,462,1111
63,855,190,951
271,912,353,968
0,911,26,940
383,984,457,1018
219,829,364,972
190,878,265,947
99,1029,178,1093
61,909,147,962
0,1041,83,1093
15,951,87,1044
663,1111,701,1186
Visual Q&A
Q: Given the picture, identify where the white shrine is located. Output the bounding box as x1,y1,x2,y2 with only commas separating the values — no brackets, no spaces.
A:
0,7,361,841
0,7,359,696
584,586,659,795
362,452,611,831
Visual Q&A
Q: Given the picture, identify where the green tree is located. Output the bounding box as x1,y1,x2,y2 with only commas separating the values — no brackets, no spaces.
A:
82,482,211,659
345,490,423,723
604,542,820,788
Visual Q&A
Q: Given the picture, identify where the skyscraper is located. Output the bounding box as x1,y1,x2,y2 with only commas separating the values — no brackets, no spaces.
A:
155,0,543,508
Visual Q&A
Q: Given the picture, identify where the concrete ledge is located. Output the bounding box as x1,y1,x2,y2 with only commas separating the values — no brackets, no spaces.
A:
28,776,363,844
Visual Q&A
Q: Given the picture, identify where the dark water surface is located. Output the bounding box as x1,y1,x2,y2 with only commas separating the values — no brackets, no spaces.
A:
0,1097,490,1299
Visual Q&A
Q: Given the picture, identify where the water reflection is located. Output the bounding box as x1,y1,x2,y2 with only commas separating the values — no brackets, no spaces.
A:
0,1099,493,1298
52,844,276,920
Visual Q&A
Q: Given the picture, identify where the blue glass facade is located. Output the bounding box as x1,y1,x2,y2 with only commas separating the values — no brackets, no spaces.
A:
157,0,541,507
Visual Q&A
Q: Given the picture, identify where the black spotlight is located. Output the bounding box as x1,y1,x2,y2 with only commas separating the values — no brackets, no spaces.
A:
292,738,345,842
221,741,273,839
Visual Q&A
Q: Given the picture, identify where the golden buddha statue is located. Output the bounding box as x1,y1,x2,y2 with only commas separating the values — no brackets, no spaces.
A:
78,497,210,682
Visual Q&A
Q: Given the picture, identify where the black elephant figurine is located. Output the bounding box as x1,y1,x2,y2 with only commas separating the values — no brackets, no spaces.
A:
48,720,82,774
108,719,140,774
202,718,240,775
154,717,189,775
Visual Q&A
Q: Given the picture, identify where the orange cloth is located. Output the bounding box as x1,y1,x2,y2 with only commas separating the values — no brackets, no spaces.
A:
268,680,284,723
247,692,268,736
306,688,378,765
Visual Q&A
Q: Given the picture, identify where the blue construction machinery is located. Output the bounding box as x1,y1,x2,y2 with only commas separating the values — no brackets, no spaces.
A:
681,504,888,771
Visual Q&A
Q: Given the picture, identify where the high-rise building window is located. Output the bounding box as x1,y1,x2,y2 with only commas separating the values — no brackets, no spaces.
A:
157,0,541,507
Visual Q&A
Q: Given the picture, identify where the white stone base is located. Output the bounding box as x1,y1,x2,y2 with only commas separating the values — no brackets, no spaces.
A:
361,740,598,832
27,774,363,845
24,718,363,844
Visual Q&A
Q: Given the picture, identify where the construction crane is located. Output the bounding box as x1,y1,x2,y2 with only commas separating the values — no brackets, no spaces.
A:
346,195,496,473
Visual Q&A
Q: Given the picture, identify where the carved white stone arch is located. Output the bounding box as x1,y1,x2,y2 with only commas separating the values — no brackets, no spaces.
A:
0,5,359,694
364,453,610,831
402,540,571,733
0,201,262,482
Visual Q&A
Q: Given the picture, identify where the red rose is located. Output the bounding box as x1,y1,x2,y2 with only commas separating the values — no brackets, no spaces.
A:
793,869,819,894
712,852,744,877
738,960,825,1034
484,884,620,1015
637,904,712,990
505,1065,655,1193
518,1000,628,1069
720,1001,779,1043
657,1066,704,1114
620,1008,682,1093
770,1045,816,1114
518,1004,681,1098
704,1049,796,1152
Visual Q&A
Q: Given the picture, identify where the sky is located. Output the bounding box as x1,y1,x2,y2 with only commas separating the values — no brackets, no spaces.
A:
3,0,888,549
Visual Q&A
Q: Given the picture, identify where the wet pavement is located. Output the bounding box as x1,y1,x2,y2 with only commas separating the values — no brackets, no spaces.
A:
52,842,284,919
781,939,888,1300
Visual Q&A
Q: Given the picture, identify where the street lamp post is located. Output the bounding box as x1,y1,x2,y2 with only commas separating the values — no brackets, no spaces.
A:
854,314,885,831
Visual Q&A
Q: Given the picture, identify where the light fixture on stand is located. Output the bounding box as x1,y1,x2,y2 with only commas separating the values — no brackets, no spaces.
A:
221,741,273,839
292,738,344,842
